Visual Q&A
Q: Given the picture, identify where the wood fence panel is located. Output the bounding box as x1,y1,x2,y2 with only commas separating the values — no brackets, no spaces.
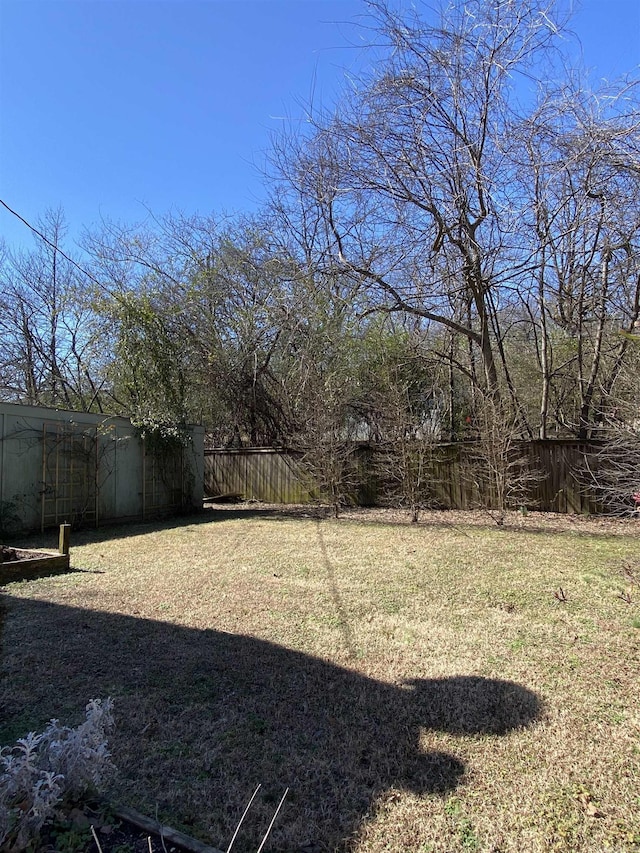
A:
205,449,314,503
205,441,602,513
522,441,598,515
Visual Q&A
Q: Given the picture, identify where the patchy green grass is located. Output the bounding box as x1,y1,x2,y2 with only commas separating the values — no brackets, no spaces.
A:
1,507,639,852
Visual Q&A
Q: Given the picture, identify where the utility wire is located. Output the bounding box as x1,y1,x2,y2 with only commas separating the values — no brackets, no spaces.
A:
0,197,112,294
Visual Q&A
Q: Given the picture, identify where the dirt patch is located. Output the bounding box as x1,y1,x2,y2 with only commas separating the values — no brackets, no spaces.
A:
1,546,44,562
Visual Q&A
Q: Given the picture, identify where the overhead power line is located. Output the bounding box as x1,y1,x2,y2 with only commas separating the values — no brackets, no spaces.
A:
0,198,106,291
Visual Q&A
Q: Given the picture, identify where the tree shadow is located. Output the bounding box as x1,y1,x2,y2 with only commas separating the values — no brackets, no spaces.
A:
8,504,631,555
0,595,542,852
8,505,311,550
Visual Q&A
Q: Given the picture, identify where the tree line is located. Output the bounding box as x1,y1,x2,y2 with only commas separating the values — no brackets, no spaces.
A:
2,0,640,513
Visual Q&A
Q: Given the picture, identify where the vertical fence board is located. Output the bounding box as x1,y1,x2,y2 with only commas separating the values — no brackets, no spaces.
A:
204,441,602,513
204,449,315,503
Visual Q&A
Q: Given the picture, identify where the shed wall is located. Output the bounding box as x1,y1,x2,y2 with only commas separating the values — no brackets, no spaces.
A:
0,402,204,532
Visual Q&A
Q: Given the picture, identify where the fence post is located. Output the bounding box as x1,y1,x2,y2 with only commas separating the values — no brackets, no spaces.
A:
58,523,71,556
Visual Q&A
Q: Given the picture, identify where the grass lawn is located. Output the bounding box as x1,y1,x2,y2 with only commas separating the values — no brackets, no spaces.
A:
1,506,639,852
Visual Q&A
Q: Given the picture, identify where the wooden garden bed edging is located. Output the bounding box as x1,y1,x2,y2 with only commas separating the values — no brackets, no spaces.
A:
0,523,71,583
112,804,224,853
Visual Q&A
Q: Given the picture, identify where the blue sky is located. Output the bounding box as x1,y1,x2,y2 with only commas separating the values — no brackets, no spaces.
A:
0,0,639,252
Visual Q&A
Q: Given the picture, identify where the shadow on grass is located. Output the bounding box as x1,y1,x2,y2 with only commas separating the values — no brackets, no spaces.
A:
6,505,316,551
0,594,542,852
0,565,106,586
7,504,634,556
5,509,219,550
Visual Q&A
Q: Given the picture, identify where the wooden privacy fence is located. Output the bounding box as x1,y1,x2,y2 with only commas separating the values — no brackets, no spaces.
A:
412,440,598,514
205,440,601,514
205,447,314,504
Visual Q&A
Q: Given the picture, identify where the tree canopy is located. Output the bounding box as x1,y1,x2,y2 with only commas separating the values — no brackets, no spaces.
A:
2,0,640,462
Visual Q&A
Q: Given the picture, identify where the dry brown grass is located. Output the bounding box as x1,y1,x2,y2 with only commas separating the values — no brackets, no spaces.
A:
1,505,639,852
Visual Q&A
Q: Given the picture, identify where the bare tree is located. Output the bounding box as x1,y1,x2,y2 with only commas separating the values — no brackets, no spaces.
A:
0,209,108,410
516,82,640,438
295,391,360,518
270,0,640,446
356,325,443,521
583,333,640,515
282,273,369,516
270,0,565,420
461,395,541,525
